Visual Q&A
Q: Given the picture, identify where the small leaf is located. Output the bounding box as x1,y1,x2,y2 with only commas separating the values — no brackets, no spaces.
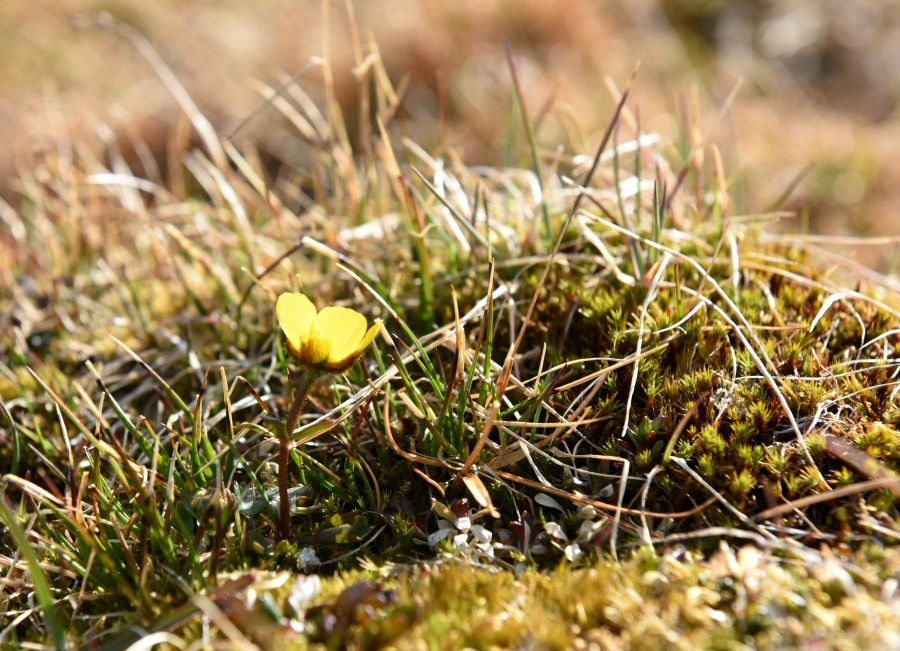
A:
460,473,500,518
427,528,453,547
544,521,567,541
564,543,584,562
535,492,565,512
430,498,458,525
311,515,372,544
239,486,308,517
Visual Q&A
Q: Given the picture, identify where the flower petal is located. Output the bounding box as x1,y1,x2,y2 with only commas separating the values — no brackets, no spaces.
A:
276,293,317,358
350,320,382,358
323,319,380,371
309,306,368,368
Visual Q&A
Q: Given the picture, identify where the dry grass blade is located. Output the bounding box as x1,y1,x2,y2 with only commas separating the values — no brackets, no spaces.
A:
669,457,775,541
460,473,500,519
381,391,446,469
824,434,900,496
554,342,672,393
92,12,228,171
491,469,716,521
620,254,670,440
460,399,500,476
754,478,900,521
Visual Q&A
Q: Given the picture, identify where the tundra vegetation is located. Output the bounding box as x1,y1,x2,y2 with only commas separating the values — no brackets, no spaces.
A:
1,12,899,650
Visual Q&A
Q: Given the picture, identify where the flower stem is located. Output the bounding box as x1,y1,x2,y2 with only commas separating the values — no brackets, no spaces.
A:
279,367,317,541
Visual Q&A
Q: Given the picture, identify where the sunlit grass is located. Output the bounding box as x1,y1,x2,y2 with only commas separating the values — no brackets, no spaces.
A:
1,27,899,649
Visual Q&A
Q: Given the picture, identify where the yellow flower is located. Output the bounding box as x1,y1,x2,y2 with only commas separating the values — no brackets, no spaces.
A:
276,292,381,372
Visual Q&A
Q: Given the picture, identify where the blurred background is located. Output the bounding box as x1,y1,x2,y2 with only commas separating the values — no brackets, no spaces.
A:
2,0,899,268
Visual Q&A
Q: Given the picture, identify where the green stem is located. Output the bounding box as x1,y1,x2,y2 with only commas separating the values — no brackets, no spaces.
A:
279,367,318,541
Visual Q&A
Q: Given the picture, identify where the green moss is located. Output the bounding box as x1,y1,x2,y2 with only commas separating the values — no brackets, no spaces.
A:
200,546,900,649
